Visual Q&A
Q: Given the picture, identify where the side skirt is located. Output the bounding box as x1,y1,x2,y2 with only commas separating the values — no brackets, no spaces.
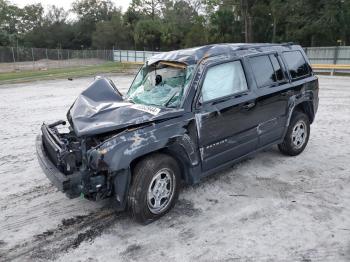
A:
192,138,284,183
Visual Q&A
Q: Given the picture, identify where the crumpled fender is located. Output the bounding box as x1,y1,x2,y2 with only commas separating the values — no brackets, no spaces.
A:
87,115,199,174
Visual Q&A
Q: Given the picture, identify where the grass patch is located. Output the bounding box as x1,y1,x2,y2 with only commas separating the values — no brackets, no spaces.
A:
0,62,140,85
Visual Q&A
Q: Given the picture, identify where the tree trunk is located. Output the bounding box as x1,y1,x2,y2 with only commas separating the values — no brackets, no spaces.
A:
245,13,249,42
247,15,253,42
151,0,155,20
241,0,253,43
241,0,248,43
272,17,277,42
311,35,315,47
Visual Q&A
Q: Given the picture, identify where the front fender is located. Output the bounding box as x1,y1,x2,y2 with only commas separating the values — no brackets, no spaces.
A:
88,116,198,173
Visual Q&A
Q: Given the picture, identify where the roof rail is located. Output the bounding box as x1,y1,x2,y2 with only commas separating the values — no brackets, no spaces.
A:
236,42,295,51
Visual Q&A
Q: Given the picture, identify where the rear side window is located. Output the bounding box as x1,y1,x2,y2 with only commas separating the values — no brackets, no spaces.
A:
201,61,248,103
249,54,284,88
283,51,310,80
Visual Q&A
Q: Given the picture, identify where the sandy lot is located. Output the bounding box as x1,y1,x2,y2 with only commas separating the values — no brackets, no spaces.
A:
0,75,349,262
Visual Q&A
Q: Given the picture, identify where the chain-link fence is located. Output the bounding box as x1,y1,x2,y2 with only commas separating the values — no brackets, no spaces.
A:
2,45,350,74
113,50,162,63
0,46,113,73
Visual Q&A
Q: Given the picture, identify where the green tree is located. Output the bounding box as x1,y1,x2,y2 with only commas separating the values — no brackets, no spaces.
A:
71,0,116,47
184,16,209,47
22,5,74,48
134,18,162,50
92,10,131,49
0,0,22,46
46,5,69,24
2,0,350,50
161,0,199,49
269,0,288,42
19,4,44,33
130,0,164,20
208,1,242,43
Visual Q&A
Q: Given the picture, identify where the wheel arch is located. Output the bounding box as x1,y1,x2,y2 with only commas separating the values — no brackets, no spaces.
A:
293,100,315,124
129,146,192,185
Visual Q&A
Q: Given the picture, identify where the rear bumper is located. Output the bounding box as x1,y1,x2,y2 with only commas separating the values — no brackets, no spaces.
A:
36,134,81,198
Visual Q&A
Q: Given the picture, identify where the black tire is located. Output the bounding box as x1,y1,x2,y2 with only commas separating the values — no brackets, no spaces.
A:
278,111,310,156
128,153,181,224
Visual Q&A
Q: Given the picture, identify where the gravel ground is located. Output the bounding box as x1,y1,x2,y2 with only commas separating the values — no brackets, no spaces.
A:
0,75,349,262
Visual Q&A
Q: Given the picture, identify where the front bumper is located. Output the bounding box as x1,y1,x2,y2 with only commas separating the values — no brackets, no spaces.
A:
36,134,82,198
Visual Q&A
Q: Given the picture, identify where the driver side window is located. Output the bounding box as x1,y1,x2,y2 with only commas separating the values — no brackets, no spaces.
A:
201,61,248,103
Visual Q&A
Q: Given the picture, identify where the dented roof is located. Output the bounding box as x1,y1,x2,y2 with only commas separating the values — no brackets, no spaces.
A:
148,43,296,65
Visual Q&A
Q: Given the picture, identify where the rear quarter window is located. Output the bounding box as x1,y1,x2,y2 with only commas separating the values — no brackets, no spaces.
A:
283,51,311,80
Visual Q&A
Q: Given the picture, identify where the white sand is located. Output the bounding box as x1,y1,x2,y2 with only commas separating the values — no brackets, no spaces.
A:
0,75,349,261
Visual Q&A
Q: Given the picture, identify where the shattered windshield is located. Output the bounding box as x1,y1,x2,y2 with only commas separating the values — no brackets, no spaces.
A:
126,61,195,108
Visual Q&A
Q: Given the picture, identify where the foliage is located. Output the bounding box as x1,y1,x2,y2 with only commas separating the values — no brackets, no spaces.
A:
1,0,350,49
134,18,162,50
92,10,132,49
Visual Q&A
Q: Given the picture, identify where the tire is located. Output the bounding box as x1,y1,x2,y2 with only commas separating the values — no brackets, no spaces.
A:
278,111,310,156
128,153,181,224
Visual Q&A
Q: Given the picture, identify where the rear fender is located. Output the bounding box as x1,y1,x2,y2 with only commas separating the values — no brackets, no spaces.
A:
286,81,318,127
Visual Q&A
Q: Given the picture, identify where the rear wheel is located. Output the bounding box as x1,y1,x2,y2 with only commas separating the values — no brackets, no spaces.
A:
278,111,310,156
128,153,181,224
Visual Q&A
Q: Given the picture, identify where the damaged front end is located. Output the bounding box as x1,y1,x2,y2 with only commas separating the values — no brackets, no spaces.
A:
36,121,83,198
36,61,193,208
35,77,129,201
36,118,127,203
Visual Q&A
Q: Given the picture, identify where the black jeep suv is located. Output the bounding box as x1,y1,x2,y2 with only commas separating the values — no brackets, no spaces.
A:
36,43,319,224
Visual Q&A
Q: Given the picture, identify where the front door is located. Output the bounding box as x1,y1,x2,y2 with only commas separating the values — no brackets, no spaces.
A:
195,60,260,172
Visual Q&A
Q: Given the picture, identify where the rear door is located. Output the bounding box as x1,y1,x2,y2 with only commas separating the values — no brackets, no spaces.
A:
194,59,260,172
248,53,291,147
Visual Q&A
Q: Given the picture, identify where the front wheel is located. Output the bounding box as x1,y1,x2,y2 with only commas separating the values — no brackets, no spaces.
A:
278,111,310,156
128,153,181,224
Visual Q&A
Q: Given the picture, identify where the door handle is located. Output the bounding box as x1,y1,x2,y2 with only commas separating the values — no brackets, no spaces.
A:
241,102,255,110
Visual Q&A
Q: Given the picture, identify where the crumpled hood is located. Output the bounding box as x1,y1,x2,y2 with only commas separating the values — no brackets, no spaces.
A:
68,77,184,137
